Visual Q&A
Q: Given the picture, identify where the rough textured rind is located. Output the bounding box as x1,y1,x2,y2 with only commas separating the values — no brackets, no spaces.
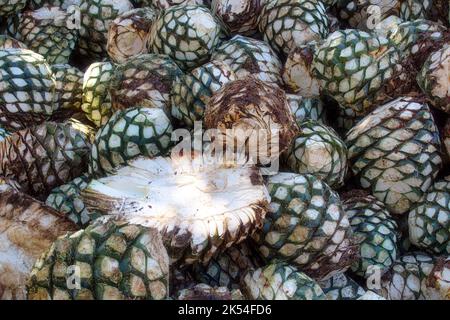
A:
148,5,222,69
319,273,366,300
27,217,169,300
0,34,27,49
82,153,270,266
0,183,76,300
241,262,326,300
258,0,329,55
408,176,450,254
252,173,358,280
0,48,57,131
52,64,84,112
0,122,91,200
204,77,298,165
211,0,262,34
211,35,282,86
0,0,27,18
343,193,399,277
177,283,237,300
346,97,442,215
89,107,173,177
110,54,182,115
286,94,326,125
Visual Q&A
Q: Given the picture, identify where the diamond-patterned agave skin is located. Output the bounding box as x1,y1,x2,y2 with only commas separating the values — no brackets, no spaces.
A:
28,0,83,10
319,273,366,300
0,48,57,131
0,0,27,18
312,29,403,116
380,252,449,300
192,241,263,290
177,284,239,300
211,35,282,86
82,152,270,266
109,54,183,114
27,217,170,300
204,77,298,165
408,176,450,254
211,0,263,35
252,173,357,280
78,0,134,58
343,193,399,277
46,175,102,228
171,60,236,127
81,61,114,127
13,6,79,65
0,183,77,300
89,107,173,177
345,97,443,215
258,0,329,55
107,8,158,64
400,0,432,21
0,34,27,49
52,64,84,111
287,94,326,125
417,44,450,114
0,121,91,200
148,5,222,70
335,106,364,135
284,120,348,188
283,45,321,98
241,262,326,300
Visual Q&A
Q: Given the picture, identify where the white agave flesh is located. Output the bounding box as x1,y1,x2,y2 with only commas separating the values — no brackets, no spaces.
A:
82,153,270,264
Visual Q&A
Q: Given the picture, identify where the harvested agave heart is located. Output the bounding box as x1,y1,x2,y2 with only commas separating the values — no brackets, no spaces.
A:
0,182,77,300
82,152,270,266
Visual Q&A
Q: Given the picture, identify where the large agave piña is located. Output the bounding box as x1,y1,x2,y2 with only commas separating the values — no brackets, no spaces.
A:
252,172,357,280
345,97,442,215
148,5,222,70
82,152,270,266
0,48,57,131
171,60,236,127
89,107,173,177
12,6,79,64
258,0,329,55
408,176,450,254
241,262,326,300
0,182,76,300
0,121,91,200
211,35,283,86
109,54,182,114
27,217,170,300
107,8,157,64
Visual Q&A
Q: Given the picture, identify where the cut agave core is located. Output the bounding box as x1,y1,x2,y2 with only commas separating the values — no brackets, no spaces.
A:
82,152,270,265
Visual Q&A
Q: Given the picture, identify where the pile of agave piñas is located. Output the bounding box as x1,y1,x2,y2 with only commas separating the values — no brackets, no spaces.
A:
0,0,449,300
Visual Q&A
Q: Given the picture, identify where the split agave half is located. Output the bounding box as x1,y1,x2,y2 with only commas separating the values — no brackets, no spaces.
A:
82,152,270,266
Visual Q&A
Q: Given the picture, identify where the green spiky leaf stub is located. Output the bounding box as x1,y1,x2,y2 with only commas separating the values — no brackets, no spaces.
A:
52,64,84,111
109,54,183,114
312,29,402,116
417,44,450,114
13,6,79,65
46,175,102,228
192,241,263,290
81,61,114,127
284,120,348,188
107,8,158,64
0,48,57,131
148,5,222,70
27,218,170,300
0,34,27,49
343,194,399,277
408,176,450,254
171,60,236,127
252,173,357,280
258,0,329,55
241,262,326,300
381,253,449,300
286,94,326,125
0,121,91,200
0,0,27,18
89,107,173,177
345,97,442,215
78,0,134,59
211,35,282,86
319,273,366,300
